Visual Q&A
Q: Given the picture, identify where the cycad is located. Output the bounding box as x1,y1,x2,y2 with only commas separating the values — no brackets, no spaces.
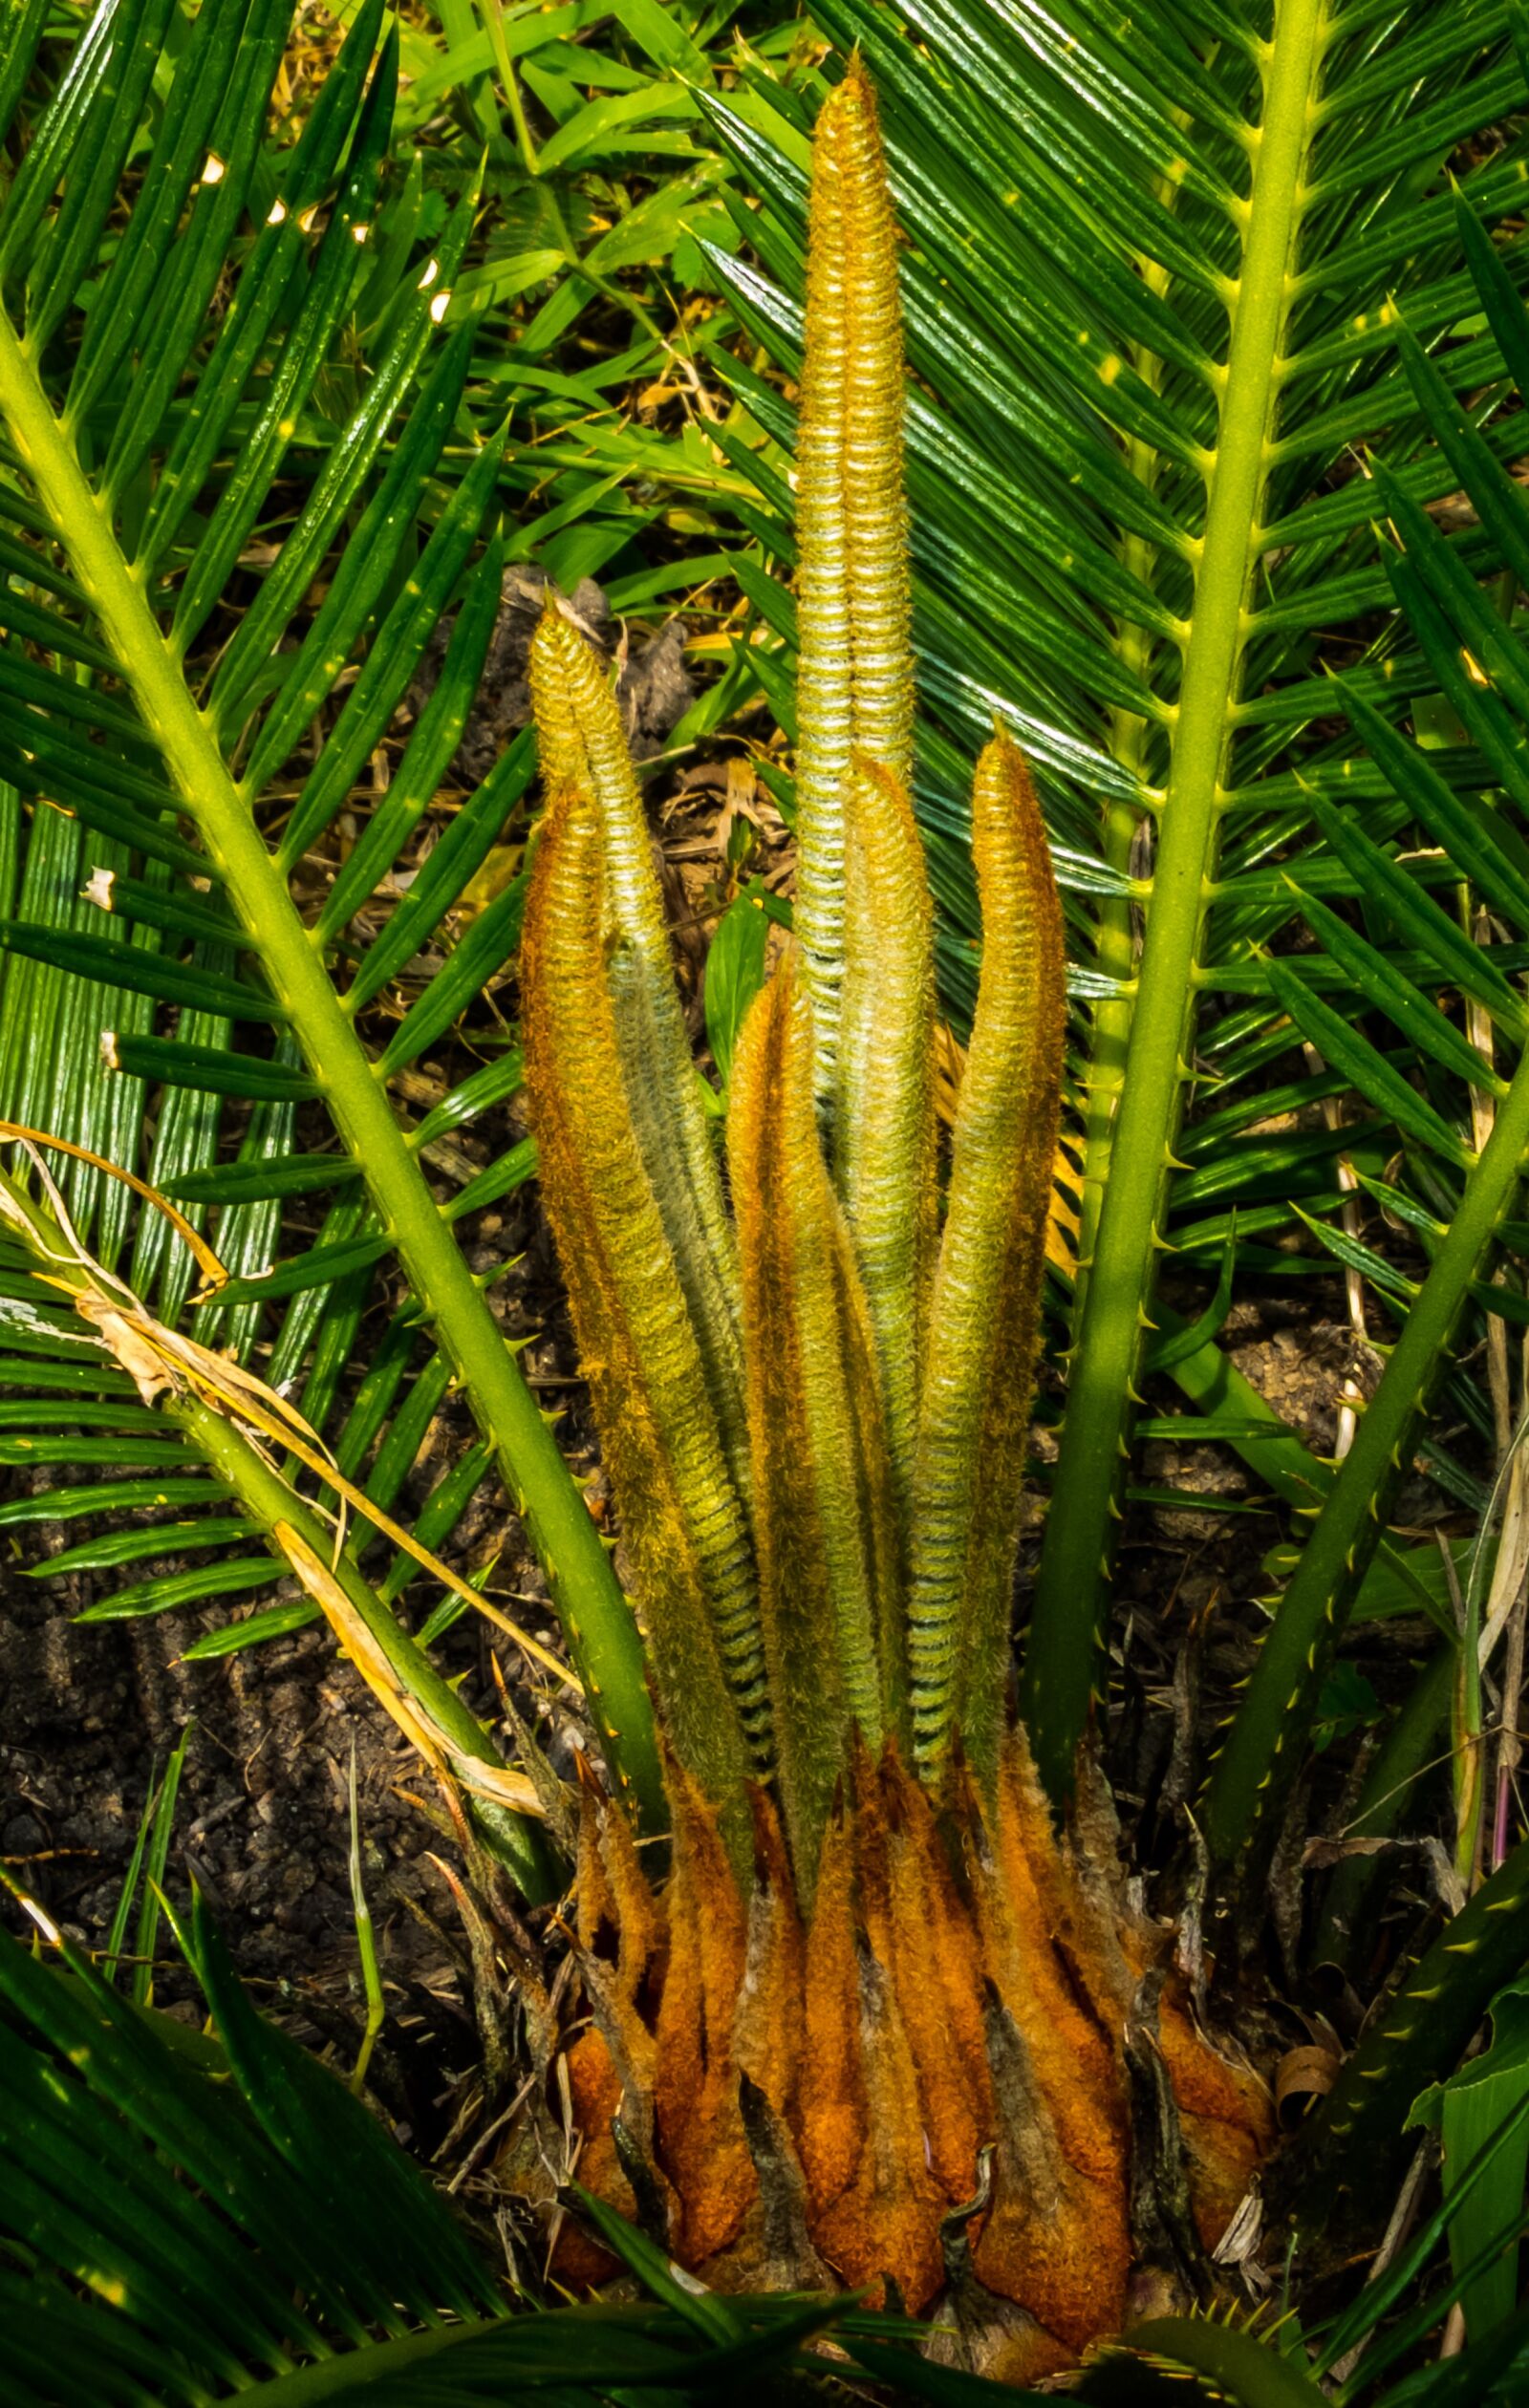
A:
6,0,1529,2362
518,66,1270,2376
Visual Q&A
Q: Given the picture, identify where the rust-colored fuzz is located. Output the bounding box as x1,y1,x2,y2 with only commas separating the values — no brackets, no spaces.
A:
561,1738,1271,2384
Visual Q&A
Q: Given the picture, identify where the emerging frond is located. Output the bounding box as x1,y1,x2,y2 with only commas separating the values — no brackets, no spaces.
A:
530,604,751,1511
837,754,937,1515
917,733,1066,1784
728,970,902,1881
793,56,913,1120
520,778,765,1826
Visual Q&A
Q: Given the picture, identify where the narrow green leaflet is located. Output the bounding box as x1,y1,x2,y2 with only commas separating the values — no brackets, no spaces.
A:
704,882,770,1088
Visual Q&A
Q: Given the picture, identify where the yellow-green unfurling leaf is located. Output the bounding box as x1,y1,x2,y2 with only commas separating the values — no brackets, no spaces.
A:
529,604,751,1514
729,968,905,1896
837,754,937,1526
908,733,1066,1787
520,779,767,1824
795,56,913,1128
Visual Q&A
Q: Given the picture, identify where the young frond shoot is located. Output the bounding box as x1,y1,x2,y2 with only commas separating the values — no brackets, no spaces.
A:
520,61,1269,2375
692,0,1529,1872
792,58,913,1120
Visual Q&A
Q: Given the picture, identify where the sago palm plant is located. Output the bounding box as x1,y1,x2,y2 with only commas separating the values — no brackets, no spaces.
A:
5,0,1529,2384
512,66,1271,2379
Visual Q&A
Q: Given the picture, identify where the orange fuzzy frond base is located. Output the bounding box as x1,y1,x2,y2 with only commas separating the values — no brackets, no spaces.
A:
556,1734,1272,2380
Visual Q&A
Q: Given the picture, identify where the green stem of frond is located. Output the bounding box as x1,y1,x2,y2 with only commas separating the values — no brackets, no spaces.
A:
1023,0,1330,1802
1077,258,1174,1281
0,306,663,1835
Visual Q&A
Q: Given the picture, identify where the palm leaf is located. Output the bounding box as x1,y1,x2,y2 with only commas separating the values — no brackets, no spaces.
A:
0,1893,858,2405
0,0,662,1823
1204,288,1529,1866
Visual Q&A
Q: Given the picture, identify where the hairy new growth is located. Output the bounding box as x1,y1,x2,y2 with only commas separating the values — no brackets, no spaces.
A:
520,779,766,1816
529,609,751,1516
514,56,1269,2366
793,56,912,1126
523,104,1060,1866
837,755,937,1515
909,733,1066,1782
729,973,902,1887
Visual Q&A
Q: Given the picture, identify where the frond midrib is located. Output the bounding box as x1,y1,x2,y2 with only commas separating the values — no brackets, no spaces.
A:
1023,0,1332,1795
0,303,663,1828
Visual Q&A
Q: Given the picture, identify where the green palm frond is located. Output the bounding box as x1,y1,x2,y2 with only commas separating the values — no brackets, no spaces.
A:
684,0,1529,1806
1202,204,1529,1871
0,1892,869,2405
0,0,663,1824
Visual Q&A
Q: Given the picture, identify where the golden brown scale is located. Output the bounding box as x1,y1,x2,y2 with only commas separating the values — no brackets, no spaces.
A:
558,1734,1268,2355
873,1751,991,2204
1156,1995,1275,2251
558,2034,633,2288
732,1790,806,2122
813,1944,948,2311
979,1753,1128,2192
813,1750,952,2306
574,1782,661,2086
797,1804,867,2215
651,1755,754,2265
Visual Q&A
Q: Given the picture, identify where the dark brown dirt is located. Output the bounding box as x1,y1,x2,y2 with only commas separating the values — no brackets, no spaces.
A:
0,1545,438,1983
0,1239,584,2139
